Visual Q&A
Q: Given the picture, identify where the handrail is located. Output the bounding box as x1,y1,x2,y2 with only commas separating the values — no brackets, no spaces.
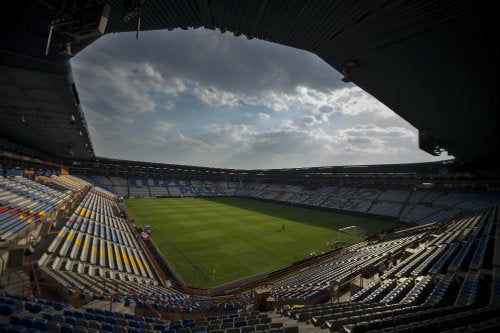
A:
34,278,95,309
271,246,350,280
104,279,162,319
181,293,247,320
134,294,172,320
273,285,333,311
40,274,163,319
234,282,277,302
66,285,82,308
79,278,107,297
7,268,28,297
30,262,41,298
129,219,169,284
25,258,41,298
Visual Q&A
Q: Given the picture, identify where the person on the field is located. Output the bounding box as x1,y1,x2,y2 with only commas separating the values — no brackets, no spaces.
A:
281,223,285,231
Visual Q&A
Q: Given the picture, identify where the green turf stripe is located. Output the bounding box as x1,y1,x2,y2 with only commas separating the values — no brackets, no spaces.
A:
125,197,402,288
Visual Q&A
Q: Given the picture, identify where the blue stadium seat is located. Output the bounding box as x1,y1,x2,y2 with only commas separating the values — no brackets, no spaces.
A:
101,323,115,332
65,316,77,326
7,325,28,333
9,316,22,325
0,324,11,333
21,316,36,328
33,318,48,331
84,312,95,320
0,304,23,316
60,323,75,333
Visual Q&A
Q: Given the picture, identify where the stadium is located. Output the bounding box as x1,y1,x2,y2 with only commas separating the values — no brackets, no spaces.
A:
1,1,499,333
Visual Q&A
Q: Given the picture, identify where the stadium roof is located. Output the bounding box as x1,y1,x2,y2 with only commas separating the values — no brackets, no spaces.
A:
0,0,498,166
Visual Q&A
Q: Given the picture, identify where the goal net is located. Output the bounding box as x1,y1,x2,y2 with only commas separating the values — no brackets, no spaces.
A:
339,225,367,238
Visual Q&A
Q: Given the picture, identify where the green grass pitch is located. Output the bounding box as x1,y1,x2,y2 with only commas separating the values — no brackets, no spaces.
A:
124,197,402,288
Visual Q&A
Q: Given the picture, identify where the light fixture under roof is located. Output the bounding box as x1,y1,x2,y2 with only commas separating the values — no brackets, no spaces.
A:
340,62,356,83
58,42,73,57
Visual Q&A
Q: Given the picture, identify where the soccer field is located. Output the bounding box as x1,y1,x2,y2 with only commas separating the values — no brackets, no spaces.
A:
124,197,402,288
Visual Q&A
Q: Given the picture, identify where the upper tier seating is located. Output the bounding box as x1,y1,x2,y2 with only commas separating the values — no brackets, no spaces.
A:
0,176,70,240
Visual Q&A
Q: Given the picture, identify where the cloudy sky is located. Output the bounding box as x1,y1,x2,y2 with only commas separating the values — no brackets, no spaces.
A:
72,29,451,169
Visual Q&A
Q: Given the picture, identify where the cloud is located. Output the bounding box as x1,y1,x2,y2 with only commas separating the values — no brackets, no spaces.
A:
186,83,395,124
319,105,335,114
130,63,186,95
146,136,167,145
193,86,242,108
326,124,416,158
257,113,270,120
130,29,346,95
176,133,211,150
338,124,414,141
71,28,452,169
84,108,112,125
74,29,352,113
153,121,173,132
301,115,318,126
73,61,157,115
114,116,135,124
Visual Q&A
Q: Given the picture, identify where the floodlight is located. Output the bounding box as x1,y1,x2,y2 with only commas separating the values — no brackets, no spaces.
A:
58,42,73,57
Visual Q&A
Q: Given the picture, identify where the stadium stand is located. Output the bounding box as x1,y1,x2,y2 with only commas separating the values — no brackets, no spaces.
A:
271,207,500,332
0,171,499,333
70,176,500,227
0,176,69,240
